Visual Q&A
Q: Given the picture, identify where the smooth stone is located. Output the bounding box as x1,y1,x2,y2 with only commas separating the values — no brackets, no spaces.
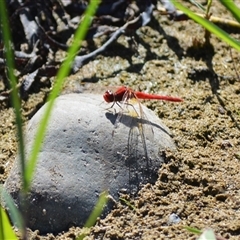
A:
168,213,181,225
4,93,176,233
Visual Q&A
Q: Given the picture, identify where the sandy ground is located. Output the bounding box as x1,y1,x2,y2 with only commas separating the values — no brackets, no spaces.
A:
1,2,240,239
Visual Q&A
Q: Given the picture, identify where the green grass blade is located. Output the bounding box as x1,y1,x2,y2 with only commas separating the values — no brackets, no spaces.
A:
219,0,240,23
0,185,23,231
0,1,28,237
119,197,137,211
206,0,213,17
84,191,108,228
24,0,100,191
0,207,18,240
77,191,108,240
184,226,202,234
171,1,240,51
0,0,26,190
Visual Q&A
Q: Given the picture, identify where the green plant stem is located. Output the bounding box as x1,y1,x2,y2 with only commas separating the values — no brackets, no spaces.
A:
172,0,240,51
0,1,28,239
77,191,108,240
206,0,212,17
0,0,26,192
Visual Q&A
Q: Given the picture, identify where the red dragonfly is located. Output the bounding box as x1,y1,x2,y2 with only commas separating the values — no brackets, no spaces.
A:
103,86,183,104
103,86,183,165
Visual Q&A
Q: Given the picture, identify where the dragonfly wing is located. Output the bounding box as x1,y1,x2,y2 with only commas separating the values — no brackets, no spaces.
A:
138,104,155,142
113,89,136,133
130,95,155,142
127,123,139,164
112,89,155,164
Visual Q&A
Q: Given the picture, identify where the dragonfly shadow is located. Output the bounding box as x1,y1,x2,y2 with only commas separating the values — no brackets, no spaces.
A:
126,126,159,194
105,111,172,138
105,111,139,128
141,116,173,138
105,110,165,195
105,111,118,125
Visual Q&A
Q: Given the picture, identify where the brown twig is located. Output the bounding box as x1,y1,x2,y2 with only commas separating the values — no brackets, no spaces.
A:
72,3,153,73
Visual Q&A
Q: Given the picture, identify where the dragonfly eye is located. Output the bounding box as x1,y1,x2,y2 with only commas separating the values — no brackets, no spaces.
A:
103,90,114,103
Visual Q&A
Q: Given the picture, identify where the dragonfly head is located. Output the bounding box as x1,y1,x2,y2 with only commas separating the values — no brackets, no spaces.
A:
103,90,114,103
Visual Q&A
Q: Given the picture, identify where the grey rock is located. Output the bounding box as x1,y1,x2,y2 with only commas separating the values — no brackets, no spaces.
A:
4,93,176,233
168,213,181,225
